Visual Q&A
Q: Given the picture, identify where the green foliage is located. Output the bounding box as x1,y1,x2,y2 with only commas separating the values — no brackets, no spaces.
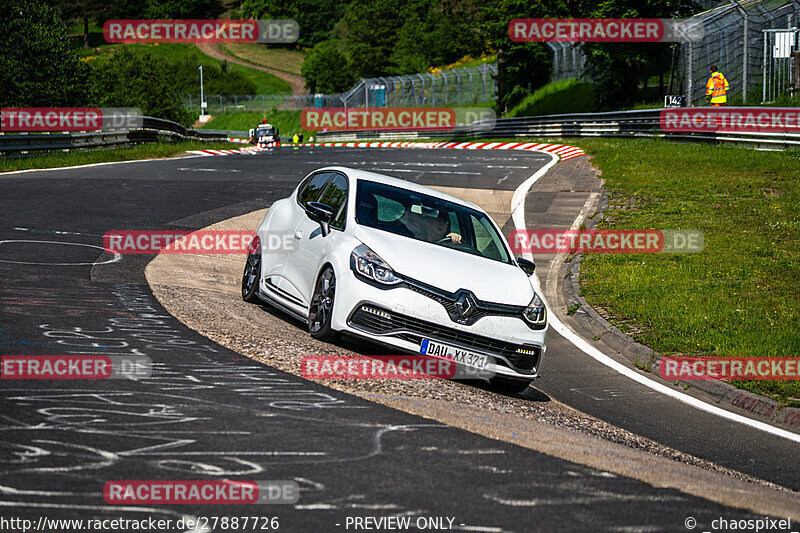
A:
241,0,349,47
105,0,222,19
0,0,92,106
506,78,595,117
301,40,357,93
338,0,485,78
90,48,193,126
576,0,699,108
479,0,564,113
170,54,258,95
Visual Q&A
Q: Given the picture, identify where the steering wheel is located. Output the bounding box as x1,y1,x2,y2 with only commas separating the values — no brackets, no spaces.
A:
435,237,455,245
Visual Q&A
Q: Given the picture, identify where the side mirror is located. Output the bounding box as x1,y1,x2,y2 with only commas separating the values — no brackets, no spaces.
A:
306,202,335,236
517,257,536,276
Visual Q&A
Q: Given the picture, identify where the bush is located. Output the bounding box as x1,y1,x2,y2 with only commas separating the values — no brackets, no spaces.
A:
90,48,193,126
0,0,91,106
302,40,356,93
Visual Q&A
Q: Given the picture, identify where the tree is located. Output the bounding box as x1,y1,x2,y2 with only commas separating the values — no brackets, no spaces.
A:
572,0,699,108
337,0,406,78
0,0,92,106
90,48,193,125
301,40,357,93
51,0,109,49
479,0,566,113
242,0,348,47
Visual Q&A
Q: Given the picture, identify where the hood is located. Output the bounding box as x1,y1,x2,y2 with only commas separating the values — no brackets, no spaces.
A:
353,225,533,306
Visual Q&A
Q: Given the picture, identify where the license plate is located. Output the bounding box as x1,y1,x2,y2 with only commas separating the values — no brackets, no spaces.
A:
419,339,488,371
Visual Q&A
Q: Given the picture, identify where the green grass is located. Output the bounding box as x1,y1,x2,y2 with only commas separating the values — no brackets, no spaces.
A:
201,110,313,138
221,44,305,76
571,138,800,406
0,140,239,173
505,79,596,118
78,43,291,94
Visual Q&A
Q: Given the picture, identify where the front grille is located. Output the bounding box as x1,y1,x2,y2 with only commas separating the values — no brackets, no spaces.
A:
349,305,540,371
400,276,528,327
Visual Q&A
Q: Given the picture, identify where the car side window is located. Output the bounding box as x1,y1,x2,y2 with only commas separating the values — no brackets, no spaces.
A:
298,171,334,208
470,214,509,262
317,172,349,229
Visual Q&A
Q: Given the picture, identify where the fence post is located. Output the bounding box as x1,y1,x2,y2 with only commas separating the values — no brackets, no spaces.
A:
687,41,694,105
481,64,487,102
793,50,800,95
743,10,749,102
763,31,769,102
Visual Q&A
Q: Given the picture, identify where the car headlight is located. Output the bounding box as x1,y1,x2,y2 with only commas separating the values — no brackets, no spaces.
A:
522,292,547,327
350,244,402,286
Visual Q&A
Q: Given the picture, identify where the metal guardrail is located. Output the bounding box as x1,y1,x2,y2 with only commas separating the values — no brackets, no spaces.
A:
0,116,229,156
316,108,800,150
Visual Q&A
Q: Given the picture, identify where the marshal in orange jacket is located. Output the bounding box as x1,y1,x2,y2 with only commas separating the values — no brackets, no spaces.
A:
706,70,730,106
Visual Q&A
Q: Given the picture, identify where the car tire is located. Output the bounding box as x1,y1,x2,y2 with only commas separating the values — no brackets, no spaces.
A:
308,266,338,342
241,236,262,303
490,376,530,394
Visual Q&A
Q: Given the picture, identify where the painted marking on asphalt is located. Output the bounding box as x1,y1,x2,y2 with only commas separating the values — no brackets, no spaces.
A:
0,240,121,266
511,155,800,445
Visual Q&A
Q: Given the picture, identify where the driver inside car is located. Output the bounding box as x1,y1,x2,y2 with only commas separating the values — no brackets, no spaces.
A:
429,211,461,243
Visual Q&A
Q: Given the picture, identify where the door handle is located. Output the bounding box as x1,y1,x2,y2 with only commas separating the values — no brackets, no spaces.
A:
294,231,302,240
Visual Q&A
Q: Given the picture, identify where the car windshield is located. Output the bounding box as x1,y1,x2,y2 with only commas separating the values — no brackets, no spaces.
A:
355,179,511,264
257,127,276,137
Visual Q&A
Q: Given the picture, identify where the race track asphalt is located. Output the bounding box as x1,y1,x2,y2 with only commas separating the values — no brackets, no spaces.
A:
0,146,795,531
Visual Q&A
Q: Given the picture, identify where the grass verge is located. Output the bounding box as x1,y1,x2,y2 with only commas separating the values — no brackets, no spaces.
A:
572,138,800,406
221,44,305,76
506,79,596,118
201,111,313,138
0,140,239,173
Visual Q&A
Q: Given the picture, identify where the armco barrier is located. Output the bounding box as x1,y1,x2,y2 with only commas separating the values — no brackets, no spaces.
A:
316,108,800,150
0,116,229,156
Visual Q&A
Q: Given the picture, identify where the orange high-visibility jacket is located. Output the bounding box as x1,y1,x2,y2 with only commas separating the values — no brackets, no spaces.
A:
706,71,729,104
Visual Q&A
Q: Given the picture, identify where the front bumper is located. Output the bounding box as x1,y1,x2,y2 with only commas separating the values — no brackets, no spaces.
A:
330,268,547,380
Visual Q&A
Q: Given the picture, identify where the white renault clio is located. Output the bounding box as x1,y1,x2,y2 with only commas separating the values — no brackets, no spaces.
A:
242,166,547,392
